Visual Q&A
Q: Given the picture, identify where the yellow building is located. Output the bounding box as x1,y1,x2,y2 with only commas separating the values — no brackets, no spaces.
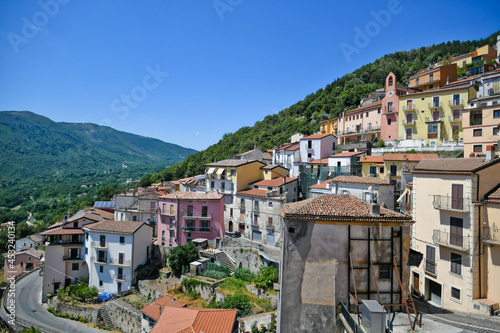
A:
437,44,498,68
205,159,265,194
319,118,338,136
360,154,439,181
398,85,477,145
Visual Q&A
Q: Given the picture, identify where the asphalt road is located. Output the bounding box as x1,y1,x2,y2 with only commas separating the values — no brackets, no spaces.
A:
8,270,105,333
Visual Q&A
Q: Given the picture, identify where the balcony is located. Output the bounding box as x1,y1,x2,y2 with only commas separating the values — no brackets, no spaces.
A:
252,224,260,230
448,116,462,123
160,210,175,216
432,230,470,252
425,259,436,275
63,255,83,261
112,274,126,281
266,224,274,231
425,115,442,123
384,105,394,114
483,226,500,246
428,101,442,110
91,256,107,264
402,119,415,126
182,227,212,233
182,213,213,220
110,259,131,267
253,205,260,212
168,224,176,230
409,75,437,88
402,104,416,112
91,241,108,249
449,100,463,108
47,238,84,246
433,195,469,213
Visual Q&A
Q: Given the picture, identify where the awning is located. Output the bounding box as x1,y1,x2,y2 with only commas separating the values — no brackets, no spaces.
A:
207,167,216,174
216,168,225,175
396,188,408,203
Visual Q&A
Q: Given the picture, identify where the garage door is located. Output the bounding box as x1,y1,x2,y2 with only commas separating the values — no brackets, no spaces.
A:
267,232,276,246
252,230,262,242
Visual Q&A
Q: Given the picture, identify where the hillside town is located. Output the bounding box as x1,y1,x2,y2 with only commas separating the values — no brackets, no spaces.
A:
6,37,500,333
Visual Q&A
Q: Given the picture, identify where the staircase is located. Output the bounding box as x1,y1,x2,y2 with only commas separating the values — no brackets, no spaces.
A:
215,251,236,274
99,305,114,329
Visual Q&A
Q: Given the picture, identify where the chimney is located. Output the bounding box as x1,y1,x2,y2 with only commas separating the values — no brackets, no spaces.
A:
370,203,380,217
470,153,476,157
283,176,286,184
486,145,496,161
326,182,331,189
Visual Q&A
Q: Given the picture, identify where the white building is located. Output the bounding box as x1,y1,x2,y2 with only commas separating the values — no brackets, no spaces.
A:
83,220,153,294
327,151,365,174
15,233,43,252
309,176,395,210
114,192,159,235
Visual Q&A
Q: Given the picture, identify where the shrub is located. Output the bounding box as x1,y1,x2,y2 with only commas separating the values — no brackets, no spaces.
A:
254,266,278,289
167,242,199,274
206,263,230,275
234,268,254,282
217,294,252,317
200,270,227,280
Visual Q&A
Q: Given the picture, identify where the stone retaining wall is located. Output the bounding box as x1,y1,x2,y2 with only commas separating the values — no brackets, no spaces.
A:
47,298,100,324
106,299,142,333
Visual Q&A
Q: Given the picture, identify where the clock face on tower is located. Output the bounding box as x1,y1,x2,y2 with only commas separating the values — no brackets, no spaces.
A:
387,89,394,98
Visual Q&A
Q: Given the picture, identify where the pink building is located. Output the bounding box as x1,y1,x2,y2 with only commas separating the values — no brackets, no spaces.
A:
4,249,44,282
157,191,224,247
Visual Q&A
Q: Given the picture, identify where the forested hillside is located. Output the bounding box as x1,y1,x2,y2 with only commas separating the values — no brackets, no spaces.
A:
149,31,500,182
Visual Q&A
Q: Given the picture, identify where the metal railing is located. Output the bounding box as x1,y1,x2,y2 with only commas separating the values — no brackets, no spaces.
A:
112,274,126,281
448,115,462,122
433,195,469,212
266,224,274,231
409,76,437,88
91,256,107,264
425,259,436,275
428,101,442,109
110,259,131,266
336,126,381,136
449,100,463,107
168,224,176,230
183,227,212,233
483,226,500,245
425,116,442,122
339,300,362,333
47,238,84,246
403,104,415,112
402,119,415,125
91,241,107,248
432,230,470,251
63,255,82,261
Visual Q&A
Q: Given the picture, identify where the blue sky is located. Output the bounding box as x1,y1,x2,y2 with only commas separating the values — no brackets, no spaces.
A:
0,1,499,151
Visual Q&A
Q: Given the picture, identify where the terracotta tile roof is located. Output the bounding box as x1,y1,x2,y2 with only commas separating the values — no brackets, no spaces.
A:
160,191,223,200
282,194,412,223
309,179,335,190
332,176,391,186
252,177,298,187
28,233,43,243
262,152,272,160
40,227,85,236
413,157,500,174
382,153,439,162
236,188,269,198
302,133,335,140
67,212,104,223
82,220,148,235
330,151,365,157
205,159,265,167
141,295,186,321
360,155,384,163
285,145,299,151
308,158,329,165
261,164,288,170
150,307,236,333
15,248,44,259
90,209,115,220
344,100,382,115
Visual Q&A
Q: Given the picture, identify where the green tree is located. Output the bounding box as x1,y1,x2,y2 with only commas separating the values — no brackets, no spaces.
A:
167,242,199,274
217,294,253,317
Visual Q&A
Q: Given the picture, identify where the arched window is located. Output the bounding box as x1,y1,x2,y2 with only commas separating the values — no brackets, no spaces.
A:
389,76,393,86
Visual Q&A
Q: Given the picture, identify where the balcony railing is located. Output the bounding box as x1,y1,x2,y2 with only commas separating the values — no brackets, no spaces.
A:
432,230,470,252
448,116,462,123
112,274,126,281
449,100,463,107
63,255,83,261
253,205,259,212
266,223,274,231
182,213,212,219
252,224,260,230
336,126,381,136
409,76,437,88
168,224,176,230
110,259,131,266
384,105,394,114
91,256,107,264
470,118,483,126
483,226,500,246
402,119,415,126
182,227,212,233
47,238,84,246
403,104,415,112
433,195,469,212
91,241,108,249
428,101,442,109
425,116,442,122
425,259,436,275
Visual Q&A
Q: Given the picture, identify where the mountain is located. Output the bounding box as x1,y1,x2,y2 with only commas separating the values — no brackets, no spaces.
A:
153,31,500,181
0,111,197,180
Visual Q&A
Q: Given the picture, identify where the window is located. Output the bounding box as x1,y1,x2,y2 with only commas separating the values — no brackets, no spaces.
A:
169,204,174,215
450,253,462,275
473,128,482,137
308,153,312,159
494,110,500,118
406,113,413,124
268,217,273,226
377,108,381,114
119,252,125,264
186,220,195,231
388,118,392,125
99,280,103,287
86,233,88,240
241,199,245,209
470,111,483,126
85,247,88,255
132,215,137,221
425,245,436,274
201,220,210,232
268,201,273,207
433,96,440,107
120,236,125,244
473,144,482,153
388,102,393,112
100,235,106,247
254,215,258,225
451,184,463,210
73,222,78,228
163,203,166,213
369,165,377,176
366,112,369,117
379,264,391,279
202,206,208,217
429,73,434,82
451,287,461,301
254,201,259,211
100,265,104,273
187,205,193,216
98,250,107,263
428,124,438,134
211,181,214,189
379,166,384,174
20,262,23,267
389,76,393,86
364,192,373,203
221,182,225,190
308,140,312,149
230,208,233,217
230,169,236,176
72,263,79,271
494,127,499,136
406,127,413,140
450,217,463,247
390,165,397,177
452,94,460,106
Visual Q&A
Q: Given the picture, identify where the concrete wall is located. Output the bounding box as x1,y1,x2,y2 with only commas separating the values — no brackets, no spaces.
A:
138,280,164,301
239,312,275,333
48,298,99,324
43,245,65,297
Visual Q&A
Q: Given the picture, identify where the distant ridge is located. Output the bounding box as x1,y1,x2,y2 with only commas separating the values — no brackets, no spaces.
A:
0,111,197,180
